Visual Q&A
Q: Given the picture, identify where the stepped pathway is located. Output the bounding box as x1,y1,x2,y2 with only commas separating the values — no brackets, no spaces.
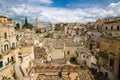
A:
14,63,24,80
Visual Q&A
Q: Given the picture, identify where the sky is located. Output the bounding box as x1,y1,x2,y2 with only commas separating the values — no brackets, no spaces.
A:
0,0,120,24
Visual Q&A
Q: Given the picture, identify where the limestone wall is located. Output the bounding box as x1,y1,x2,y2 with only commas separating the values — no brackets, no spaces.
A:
0,65,14,80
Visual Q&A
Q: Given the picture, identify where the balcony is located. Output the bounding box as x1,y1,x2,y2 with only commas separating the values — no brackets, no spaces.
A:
102,64,114,72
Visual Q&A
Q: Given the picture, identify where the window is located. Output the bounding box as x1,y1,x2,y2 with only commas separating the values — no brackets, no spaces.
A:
97,25,99,29
105,27,108,30
4,20,6,22
4,32,7,39
111,26,113,30
83,55,85,58
11,56,14,61
109,57,115,69
105,72,108,78
117,26,119,30
97,42,100,48
12,43,15,48
7,57,10,63
0,61,3,68
67,51,70,55
76,51,78,57
4,44,9,51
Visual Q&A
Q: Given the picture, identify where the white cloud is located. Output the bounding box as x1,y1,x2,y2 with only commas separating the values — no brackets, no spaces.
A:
1,1,120,24
107,2,120,17
30,0,53,4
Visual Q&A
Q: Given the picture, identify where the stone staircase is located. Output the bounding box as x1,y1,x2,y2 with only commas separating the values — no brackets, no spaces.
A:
14,63,24,80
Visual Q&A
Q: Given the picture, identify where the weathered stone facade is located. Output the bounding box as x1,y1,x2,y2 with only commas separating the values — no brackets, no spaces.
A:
0,24,17,79
98,37,120,80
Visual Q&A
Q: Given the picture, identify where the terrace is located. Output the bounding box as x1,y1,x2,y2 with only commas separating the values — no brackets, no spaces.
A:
24,65,95,80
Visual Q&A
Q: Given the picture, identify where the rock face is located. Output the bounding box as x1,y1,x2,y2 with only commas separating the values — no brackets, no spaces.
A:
98,38,120,80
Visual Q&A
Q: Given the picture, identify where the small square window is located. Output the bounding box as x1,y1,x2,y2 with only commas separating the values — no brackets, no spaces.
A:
83,55,85,58
4,32,7,39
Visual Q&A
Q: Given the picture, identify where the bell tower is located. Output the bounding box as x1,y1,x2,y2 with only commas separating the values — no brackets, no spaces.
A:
35,17,44,28
35,17,39,28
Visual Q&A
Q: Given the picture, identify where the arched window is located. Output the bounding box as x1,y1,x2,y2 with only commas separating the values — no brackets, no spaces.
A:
117,26,119,30
4,32,7,39
4,44,9,51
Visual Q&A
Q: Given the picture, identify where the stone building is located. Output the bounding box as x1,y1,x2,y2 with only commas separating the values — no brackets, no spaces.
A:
34,47,47,62
0,16,13,24
34,17,45,29
102,20,120,37
77,47,97,68
86,17,115,31
0,24,17,68
98,37,120,80
0,24,17,79
51,41,65,60
17,46,34,76
0,23,35,79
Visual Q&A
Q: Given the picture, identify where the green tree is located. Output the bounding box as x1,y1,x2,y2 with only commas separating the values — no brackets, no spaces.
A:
23,17,28,29
22,17,34,30
25,17,28,25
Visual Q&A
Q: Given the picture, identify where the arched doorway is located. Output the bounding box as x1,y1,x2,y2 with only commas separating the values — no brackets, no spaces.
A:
0,61,3,68
105,72,108,78
117,26,119,30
